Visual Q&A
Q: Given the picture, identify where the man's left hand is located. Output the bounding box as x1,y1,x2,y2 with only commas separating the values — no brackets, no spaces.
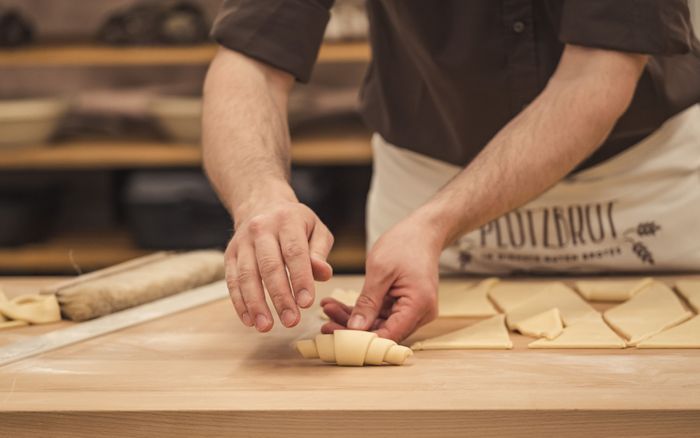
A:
321,214,443,342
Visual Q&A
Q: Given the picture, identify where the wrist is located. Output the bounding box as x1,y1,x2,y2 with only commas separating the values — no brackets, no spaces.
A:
232,179,297,224
405,203,454,253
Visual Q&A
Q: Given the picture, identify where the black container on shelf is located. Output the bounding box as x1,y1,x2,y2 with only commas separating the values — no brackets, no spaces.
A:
123,170,231,250
0,187,59,247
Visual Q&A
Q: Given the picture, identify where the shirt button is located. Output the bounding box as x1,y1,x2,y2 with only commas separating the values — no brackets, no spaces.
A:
513,21,525,33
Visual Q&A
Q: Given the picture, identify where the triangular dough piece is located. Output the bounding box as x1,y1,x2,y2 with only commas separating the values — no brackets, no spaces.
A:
675,280,700,312
411,314,512,350
603,281,692,346
488,281,554,312
637,316,700,349
506,282,598,329
528,317,626,349
438,278,498,317
319,288,360,320
575,277,652,302
513,308,564,340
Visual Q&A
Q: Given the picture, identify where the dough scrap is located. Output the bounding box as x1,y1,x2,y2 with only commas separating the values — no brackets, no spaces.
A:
319,288,360,320
575,277,652,302
506,282,598,329
298,331,411,366
513,308,564,340
411,314,512,350
488,281,555,312
637,316,700,349
528,316,626,349
675,280,700,312
438,278,498,317
603,281,692,346
0,320,29,330
0,292,61,324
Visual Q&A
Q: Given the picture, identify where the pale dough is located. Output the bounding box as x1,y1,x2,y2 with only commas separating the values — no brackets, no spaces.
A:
410,314,512,350
513,308,563,340
438,278,498,317
506,282,598,329
575,277,652,302
295,339,319,359
603,281,692,346
637,316,700,349
319,288,360,320
675,280,700,312
487,281,555,312
299,331,412,366
364,337,396,365
334,330,377,366
0,292,61,324
315,334,336,363
0,320,29,330
528,316,626,349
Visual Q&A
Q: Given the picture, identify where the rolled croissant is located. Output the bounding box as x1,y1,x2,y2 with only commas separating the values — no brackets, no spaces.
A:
295,330,413,366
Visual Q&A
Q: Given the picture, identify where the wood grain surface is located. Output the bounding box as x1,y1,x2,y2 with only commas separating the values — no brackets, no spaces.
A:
0,275,699,437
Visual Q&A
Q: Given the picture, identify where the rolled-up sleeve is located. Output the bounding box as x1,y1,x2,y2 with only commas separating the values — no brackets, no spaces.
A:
559,0,694,55
211,0,333,82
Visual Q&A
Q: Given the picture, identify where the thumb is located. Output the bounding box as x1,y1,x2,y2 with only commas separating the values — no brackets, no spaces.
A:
348,268,393,330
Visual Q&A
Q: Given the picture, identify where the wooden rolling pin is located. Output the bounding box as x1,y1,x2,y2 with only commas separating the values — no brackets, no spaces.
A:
41,250,225,321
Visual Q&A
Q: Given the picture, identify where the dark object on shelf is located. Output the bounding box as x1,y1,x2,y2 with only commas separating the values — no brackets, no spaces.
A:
0,8,34,48
0,188,59,247
97,1,209,46
123,170,231,250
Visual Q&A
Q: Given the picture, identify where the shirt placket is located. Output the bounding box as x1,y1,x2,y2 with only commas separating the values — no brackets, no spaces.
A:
502,0,539,115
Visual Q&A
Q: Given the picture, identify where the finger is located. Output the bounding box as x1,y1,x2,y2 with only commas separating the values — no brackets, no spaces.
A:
254,235,300,328
321,320,347,334
224,258,253,327
279,222,315,308
322,302,352,326
373,298,421,342
347,261,394,330
236,243,273,332
309,222,334,281
319,297,352,312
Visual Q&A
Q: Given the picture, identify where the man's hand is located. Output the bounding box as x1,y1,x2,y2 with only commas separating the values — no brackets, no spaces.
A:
226,200,334,332
321,214,442,342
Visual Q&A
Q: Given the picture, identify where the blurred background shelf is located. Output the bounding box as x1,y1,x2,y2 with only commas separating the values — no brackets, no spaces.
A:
0,135,372,169
0,42,370,66
0,228,365,274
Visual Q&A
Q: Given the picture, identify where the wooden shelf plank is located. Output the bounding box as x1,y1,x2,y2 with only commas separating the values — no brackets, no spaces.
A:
0,42,370,67
0,134,372,170
0,230,365,273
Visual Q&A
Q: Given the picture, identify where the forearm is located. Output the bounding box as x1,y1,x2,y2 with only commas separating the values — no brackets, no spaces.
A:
202,48,296,223
414,45,647,247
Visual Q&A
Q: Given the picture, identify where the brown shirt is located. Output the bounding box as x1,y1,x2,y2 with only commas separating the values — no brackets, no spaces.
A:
212,0,700,170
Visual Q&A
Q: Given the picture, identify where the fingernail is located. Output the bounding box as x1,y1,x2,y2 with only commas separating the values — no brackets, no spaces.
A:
241,312,252,327
281,309,296,327
348,315,365,330
296,289,312,307
255,314,269,331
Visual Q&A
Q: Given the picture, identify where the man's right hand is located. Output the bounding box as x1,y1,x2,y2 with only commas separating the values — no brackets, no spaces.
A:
225,200,334,332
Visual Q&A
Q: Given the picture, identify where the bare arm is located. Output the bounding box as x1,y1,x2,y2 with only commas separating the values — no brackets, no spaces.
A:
203,48,334,332
418,44,647,246
324,44,647,341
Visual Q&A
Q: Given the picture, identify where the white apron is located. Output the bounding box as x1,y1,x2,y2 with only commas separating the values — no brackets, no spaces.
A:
367,104,700,274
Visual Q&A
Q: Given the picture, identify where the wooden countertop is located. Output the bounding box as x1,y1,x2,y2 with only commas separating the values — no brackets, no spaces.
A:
0,275,699,437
